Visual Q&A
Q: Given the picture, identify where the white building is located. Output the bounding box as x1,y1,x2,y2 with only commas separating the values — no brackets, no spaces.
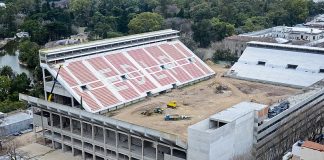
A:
241,26,324,42
285,141,324,160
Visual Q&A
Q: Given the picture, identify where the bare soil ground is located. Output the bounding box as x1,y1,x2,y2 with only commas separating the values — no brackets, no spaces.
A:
110,63,300,142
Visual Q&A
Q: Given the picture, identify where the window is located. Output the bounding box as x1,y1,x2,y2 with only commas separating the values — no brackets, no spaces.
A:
287,64,298,69
257,61,266,66
319,69,324,73
209,120,227,129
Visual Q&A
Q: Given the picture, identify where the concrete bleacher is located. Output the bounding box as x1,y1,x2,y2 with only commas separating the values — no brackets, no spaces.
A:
43,37,215,113
228,41,324,88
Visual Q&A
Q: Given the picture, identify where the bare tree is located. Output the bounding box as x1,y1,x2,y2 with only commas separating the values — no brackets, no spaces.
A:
6,140,18,160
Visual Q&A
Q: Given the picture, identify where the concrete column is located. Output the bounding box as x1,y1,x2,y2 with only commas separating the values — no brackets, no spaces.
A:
50,112,54,149
42,68,47,100
155,143,158,160
103,128,107,158
141,138,144,160
40,109,45,144
171,147,173,160
92,123,95,160
60,114,64,151
115,131,119,159
128,134,131,160
81,122,85,159
71,97,74,107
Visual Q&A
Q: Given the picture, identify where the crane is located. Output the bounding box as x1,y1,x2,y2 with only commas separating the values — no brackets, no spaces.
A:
47,65,63,102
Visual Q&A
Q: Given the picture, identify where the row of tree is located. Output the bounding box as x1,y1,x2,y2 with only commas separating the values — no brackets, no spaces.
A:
1,0,323,47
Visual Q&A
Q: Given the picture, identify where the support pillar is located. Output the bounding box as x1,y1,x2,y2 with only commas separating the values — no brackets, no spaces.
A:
103,128,107,158
141,139,144,160
155,143,158,160
50,112,54,149
115,131,119,159
60,114,64,151
40,109,45,145
128,134,131,160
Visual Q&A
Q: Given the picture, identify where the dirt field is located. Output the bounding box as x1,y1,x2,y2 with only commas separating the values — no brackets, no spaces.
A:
110,63,300,142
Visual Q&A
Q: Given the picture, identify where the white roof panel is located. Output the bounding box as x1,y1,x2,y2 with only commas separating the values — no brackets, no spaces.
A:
229,43,324,88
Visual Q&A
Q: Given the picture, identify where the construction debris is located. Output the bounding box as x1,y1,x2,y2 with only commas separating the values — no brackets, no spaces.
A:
141,107,164,116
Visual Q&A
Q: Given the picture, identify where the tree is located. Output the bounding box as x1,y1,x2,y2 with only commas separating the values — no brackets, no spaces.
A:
190,2,215,22
128,12,164,34
243,16,270,32
18,40,40,69
70,0,92,26
192,18,234,47
10,73,31,95
20,20,49,44
0,76,11,101
0,66,14,78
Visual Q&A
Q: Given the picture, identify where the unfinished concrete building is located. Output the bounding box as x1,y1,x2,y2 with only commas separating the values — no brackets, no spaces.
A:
19,29,324,160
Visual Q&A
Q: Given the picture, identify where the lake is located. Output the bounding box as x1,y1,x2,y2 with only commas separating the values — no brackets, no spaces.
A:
0,51,33,78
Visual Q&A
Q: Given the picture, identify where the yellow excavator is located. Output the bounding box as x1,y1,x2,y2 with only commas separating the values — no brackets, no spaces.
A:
47,65,63,102
167,101,177,109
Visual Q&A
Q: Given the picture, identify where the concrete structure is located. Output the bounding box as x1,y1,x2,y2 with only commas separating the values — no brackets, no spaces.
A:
286,140,324,160
15,32,30,39
305,14,324,29
223,26,324,57
0,111,33,137
223,35,276,57
18,29,324,160
228,41,324,88
241,26,324,42
188,102,268,160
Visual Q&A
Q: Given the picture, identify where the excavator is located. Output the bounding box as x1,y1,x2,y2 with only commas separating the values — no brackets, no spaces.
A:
47,65,63,102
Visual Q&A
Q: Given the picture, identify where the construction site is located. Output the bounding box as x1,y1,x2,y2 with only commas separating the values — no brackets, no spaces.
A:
18,29,324,160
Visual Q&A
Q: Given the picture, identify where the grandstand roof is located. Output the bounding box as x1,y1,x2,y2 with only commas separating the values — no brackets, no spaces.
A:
228,42,324,88
43,40,215,113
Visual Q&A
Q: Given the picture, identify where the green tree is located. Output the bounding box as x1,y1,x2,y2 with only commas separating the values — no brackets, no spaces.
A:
128,12,164,34
18,40,40,69
20,20,49,44
0,76,11,101
243,16,270,32
190,2,215,22
0,66,14,78
192,18,234,47
284,0,309,26
10,73,31,95
70,0,92,26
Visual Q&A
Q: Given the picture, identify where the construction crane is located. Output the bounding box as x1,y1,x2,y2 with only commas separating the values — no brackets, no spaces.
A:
47,65,63,102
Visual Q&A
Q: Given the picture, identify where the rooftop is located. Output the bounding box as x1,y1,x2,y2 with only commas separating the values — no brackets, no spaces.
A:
302,141,324,152
108,63,299,142
229,42,324,88
0,112,32,126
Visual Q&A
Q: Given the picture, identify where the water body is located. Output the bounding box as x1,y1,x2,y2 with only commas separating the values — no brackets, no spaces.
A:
0,51,33,78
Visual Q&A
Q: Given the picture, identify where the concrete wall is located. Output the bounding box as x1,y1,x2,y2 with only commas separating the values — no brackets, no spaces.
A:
187,111,255,160
0,115,33,137
300,147,324,160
